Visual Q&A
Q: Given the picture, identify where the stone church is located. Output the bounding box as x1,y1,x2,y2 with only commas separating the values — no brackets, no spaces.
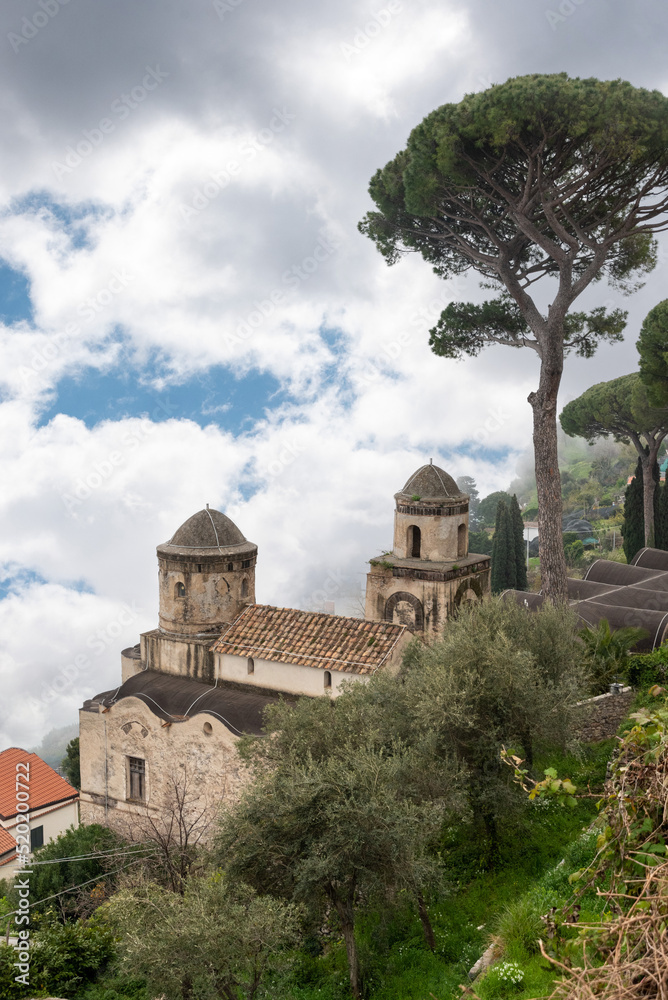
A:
79,463,489,832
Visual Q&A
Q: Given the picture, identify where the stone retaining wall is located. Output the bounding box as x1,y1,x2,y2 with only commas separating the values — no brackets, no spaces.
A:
572,686,635,742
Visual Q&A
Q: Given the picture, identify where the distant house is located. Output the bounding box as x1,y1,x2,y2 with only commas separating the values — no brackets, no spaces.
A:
0,748,79,881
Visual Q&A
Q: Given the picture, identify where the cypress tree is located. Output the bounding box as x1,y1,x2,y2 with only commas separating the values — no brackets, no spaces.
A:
622,457,645,563
509,494,529,591
491,500,516,593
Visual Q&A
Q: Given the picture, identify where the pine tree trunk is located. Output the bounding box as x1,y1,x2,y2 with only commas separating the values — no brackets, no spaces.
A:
641,452,657,547
332,894,361,998
529,349,568,602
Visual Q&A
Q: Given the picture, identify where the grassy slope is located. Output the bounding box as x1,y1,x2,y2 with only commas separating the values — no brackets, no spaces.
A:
267,742,612,1000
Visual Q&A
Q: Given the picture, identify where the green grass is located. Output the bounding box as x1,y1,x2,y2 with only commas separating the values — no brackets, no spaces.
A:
265,742,611,1000
70,743,614,1000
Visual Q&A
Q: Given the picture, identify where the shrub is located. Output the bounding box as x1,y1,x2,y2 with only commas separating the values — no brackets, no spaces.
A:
627,645,668,688
494,896,543,957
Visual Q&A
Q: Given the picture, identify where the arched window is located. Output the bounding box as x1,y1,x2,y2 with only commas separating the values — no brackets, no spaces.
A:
457,523,467,558
324,670,332,689
174,582,185,599
407,524,421,558
247,657,254,674
241,578,248,598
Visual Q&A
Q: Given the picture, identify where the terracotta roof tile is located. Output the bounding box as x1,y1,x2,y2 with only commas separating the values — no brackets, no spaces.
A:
0,826,16,858
0,748,78,821
211,605,407,674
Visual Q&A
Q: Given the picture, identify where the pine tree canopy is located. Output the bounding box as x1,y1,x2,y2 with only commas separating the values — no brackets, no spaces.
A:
360,72,668,601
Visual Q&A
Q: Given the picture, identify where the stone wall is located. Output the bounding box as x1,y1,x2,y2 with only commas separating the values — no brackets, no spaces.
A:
572,686,635,742
79,695,248,842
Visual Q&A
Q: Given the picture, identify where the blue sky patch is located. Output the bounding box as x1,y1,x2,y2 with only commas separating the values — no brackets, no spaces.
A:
0,262,33,325
10,192,106,251
37,363,291,432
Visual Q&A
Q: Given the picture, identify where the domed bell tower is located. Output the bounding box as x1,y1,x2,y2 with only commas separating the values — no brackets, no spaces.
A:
137,506,258,684
364,461,491,637
157,506,257,635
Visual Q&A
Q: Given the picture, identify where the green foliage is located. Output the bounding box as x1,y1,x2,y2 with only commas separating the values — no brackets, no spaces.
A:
491,500,515,593
430,298,627,362
0,911,115,998
457,475,481,528
654,461,668,551
221,688,460,996
622,456,645,563
106,871,300,1000
478,491,513,527
579,618,649,695
560,373,668,547
62,736,81,789
73,976,149,1000
494,896,544,957
400,599,586,833
469,529,493,556
637,298,668,407
360,73,668,601
560,373,666,447
360,74,668,291
563,535,584,566
627,644,668,688
9,823,130,922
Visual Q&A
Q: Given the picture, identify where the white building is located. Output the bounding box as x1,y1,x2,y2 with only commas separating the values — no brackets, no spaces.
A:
0,748,79,881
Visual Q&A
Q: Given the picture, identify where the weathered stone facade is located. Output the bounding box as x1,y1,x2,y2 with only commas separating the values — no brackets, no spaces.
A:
79,498,410,838
365,463,491,637
157,506,257,635
79,692,249,836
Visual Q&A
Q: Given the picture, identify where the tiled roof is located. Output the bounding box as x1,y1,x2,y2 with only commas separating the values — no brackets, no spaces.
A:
211,605,407,674
0,826,16,859
0,748,78,821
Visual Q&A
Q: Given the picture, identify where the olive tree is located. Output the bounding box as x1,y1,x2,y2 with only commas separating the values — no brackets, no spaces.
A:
218,696,460,998
360,73,668,600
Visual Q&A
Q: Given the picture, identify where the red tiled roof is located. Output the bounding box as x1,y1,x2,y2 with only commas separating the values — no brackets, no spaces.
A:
0,826,16,859
0,748,78,821
211,604,407,674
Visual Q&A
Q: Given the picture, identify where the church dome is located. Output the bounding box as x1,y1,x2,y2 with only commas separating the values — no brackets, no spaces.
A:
168,508,246,548
157,507,257,559
396,463,467,503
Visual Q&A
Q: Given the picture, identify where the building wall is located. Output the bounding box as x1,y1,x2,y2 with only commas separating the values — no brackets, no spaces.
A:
79,696,246,839
0,799,79,880
365,563,491,637
140,630,215,684
215,653,368,698
393,509,468,562
158,553,256,635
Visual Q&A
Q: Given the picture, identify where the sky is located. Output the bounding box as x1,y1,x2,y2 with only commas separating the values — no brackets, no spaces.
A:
1,0,668,748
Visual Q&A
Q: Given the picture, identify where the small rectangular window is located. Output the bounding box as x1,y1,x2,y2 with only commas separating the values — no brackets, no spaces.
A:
128,757,146,802
242,559,251,568
30,825,44,851
227,562,234,572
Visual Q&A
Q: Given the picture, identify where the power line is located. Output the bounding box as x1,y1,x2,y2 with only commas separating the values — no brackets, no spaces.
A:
2,856,149,918
29,846,157,866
